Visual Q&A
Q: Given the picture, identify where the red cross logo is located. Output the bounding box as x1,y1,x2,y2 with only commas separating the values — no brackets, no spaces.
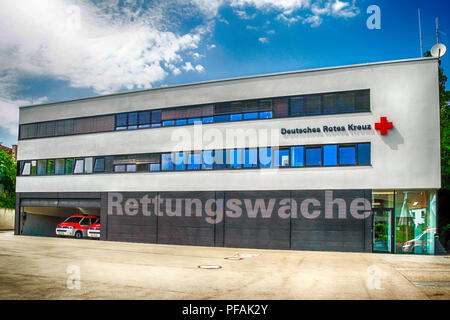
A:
375,117,393,135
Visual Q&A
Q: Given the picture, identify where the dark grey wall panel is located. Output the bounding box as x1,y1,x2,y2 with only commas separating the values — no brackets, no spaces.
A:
20,212,61,237
223,191,291,250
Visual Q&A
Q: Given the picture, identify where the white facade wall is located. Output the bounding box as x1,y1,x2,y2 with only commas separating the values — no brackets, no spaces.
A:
16,58,441,193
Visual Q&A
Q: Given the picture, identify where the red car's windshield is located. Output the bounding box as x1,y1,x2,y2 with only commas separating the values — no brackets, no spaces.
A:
64,217,83,223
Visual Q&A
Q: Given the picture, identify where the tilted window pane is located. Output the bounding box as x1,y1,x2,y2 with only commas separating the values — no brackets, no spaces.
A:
214,115,230,123
230,114,243,121
175,119,187,126
31,161,37,175
55,159,65,175
291,146,304,167
22,162,31,175
74,159,85,174
259,147,272,168
323,145,338,166
162,120,174,126
202,117,213,124
188,118,202,124
94,158,105,172
259,111,272,119
357,143,371,165
243,112,258,120
339,146,356,165
305,148,322,166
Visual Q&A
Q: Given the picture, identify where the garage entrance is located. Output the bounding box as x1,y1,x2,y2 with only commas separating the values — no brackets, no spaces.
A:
18,198,100,238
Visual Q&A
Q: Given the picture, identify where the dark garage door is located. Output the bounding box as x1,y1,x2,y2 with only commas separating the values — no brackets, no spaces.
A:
223,191,291,250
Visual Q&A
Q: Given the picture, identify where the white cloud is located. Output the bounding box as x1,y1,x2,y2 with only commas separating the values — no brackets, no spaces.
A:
258,37,269,43
235,9,257,20
182,62,205,73
195,64,205,72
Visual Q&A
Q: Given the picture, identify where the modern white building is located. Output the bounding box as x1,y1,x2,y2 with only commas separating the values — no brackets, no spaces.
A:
15,57,441,254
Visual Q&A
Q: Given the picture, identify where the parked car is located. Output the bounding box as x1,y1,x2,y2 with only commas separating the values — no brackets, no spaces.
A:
402,228,437,253
55,214,99,239
87,219,101,239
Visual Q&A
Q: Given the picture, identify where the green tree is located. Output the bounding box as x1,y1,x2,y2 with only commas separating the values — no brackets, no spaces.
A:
0,147,16,209
425,51,450,189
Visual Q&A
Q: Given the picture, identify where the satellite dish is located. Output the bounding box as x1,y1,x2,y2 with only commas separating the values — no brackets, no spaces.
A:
431,43,447,58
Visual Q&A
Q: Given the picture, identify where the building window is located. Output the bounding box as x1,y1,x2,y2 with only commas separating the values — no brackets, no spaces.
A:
150,163,161,171
84,157,94,174
94,158,105,172
187,152,201,170
305,147,322,166
188,118,202,125
114,165,126,173
228,149,243,169
161,153,174,171
259,147,272,168
174,152,186,171
73,159,85,174
138,111,151,128
151,110,162,124
175,119,187,126
339,145,356,165
202,117,213,124
214,150,227,169
259,111,272,119
244,148,258,168
274,148,290,167
65,159,74,174
273,98,289,118
290,146,304,167
322,93,337,114
115,113,128,130
214,114,230,123
126,164,137,172
21,162,31,175
230,114,243,121
47,159,55,175
357,143,371,165
55,159,65,175
162,120,175,126
290,97,304,116
37,160,46,175
127,112,138,129
305,95,321,115
202,150,214,169
323,145,338,166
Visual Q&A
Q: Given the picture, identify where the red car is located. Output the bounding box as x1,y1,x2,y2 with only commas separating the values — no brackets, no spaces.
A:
88,220,101,239
55,214,99,239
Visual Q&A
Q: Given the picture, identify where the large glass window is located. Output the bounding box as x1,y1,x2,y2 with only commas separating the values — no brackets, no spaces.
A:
357,143,371,165
244,148,258,168
290,97,304,116
228,149,243,169
323,145,338,166
55,159,65,175
259,147,272,168
274,149,290,167
127,112,138,129
174,152,186,171
305,95,321,115
65,159,74,174
291,146,304,167
339,146,356,165
138,111,151,128
214,150,227,169
322,93,337,114
21,162,31,175
395,190,437,254
84,157,94,174
305,147,322,166
37,160,46,175
214,115,230,123
161,153,174,171
115,113,127,130
47,159,55,175
202,150,214,169
187,152,201,170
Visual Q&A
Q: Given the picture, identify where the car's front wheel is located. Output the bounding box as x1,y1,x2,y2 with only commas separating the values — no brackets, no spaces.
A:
74,231,82,239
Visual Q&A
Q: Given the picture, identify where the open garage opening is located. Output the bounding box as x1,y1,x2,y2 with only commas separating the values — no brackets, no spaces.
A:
18,198,101,239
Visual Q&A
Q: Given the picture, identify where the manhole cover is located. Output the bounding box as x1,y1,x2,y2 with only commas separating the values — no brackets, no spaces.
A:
224,256,243,260
198,265,222,269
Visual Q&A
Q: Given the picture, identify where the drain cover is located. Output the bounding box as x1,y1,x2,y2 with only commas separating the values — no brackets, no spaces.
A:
198,265,222,269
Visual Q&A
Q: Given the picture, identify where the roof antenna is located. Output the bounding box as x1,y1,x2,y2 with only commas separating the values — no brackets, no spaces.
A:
418,8,423,57
430,17,447,59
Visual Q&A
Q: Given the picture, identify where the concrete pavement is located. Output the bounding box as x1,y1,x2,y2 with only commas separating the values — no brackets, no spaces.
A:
0,231,448,300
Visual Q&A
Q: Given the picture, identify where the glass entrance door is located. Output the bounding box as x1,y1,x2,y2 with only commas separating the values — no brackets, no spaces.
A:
373,208,394,253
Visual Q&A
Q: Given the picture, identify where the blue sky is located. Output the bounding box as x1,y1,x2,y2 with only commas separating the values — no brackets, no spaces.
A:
0,0,449,148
